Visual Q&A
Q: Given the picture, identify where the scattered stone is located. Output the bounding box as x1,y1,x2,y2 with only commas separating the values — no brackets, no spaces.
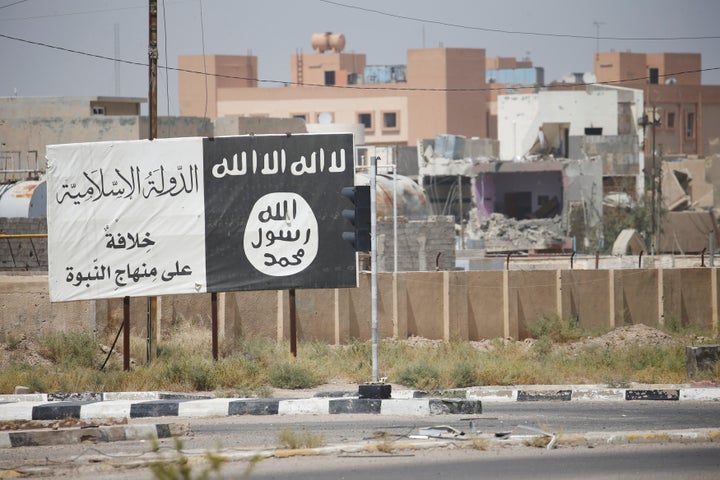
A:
465,211,566,250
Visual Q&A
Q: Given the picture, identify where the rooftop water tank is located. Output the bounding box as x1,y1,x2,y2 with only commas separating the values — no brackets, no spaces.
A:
0,180,47,217
311,32,345,53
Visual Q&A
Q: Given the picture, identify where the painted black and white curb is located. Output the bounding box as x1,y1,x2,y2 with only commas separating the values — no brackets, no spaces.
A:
0,396,482,422
0,384,717,423
419,385,720,402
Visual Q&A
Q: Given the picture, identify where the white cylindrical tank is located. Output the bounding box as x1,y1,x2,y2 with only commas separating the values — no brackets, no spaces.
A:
0,180,47,217
311,32,345,53
355,173,430,220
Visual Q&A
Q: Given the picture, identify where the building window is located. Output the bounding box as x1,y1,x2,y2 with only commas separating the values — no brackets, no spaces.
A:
324,71,336,86
686,112,695,138
383,111,399,131
358,113,373,130
584,127,602,135
92,106,105,115
666,112,675,129
648,67,659,84
292,113,307,121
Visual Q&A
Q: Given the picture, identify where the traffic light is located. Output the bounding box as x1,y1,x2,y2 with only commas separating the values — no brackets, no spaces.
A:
341,185,371,252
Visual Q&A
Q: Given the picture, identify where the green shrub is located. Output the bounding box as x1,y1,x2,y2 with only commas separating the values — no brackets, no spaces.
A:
158,357,217,391
277,428,324,449
39,332,98,368
397,363,441,389
527,315,585,343
268,361,320,389
451,362,478,388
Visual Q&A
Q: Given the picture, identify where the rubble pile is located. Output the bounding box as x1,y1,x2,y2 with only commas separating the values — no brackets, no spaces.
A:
465,211,566,251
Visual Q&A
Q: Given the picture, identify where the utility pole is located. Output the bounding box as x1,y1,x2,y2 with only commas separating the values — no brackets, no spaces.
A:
147,0,159,363
149,0,158,140
650,105,661,256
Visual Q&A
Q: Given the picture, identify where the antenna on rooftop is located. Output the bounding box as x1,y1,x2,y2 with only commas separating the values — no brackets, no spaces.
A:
593,20,606,57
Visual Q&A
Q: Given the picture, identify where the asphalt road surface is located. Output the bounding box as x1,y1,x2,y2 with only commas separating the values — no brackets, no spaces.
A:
0,400,718,478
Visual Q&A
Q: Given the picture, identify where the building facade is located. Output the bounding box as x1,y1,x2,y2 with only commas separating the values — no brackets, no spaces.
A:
593,51,720,157
178,44,489,146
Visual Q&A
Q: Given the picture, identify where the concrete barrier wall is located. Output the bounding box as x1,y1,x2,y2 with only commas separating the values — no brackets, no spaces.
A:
663,268,716,331
562,270,612,332
614,269,659,328
1,269,718,345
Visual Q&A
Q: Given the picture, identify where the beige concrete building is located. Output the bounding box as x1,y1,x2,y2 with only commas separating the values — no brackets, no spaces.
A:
178,45,489,146
593,51,720,157
0,96,213,172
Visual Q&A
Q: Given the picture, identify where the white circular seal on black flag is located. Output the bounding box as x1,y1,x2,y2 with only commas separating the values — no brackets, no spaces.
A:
243,192,319,276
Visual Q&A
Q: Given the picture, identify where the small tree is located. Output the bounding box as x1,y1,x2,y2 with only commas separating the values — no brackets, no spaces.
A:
602,192,664,254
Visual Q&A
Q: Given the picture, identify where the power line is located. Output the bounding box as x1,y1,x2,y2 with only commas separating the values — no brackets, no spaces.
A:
0,0,28,10
0,0,193,21
0,4,142,20
1,32,719,94
318,0,720,41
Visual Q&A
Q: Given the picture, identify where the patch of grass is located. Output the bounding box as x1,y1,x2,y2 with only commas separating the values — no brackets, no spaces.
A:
526,315,587,344
396,363,441,390
148,437,227,480
468,437,489,450
39,332,98,368
451,362,478,388
268,361,322,389
524,435,552,448
0,320,715,395
4,334,21,351
374,439,396,454
276,428,324,449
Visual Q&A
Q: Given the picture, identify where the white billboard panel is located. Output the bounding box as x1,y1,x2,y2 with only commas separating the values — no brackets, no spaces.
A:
47,138,207,301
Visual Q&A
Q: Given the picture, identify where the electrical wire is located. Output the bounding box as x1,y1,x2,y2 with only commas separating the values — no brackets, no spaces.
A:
318,0,720,41
0,0,26,10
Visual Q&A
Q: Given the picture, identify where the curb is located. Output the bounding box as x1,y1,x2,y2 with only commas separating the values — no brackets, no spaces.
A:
0,397,483,422
0,385,717,423
412,385,720,402
0,423,189,448
0,421,717,450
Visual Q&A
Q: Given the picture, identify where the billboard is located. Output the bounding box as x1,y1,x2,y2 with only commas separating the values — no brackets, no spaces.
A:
47,134,356,302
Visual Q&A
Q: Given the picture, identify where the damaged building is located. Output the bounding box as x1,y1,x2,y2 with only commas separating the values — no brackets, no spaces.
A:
657,156,720,254
418,84,642,258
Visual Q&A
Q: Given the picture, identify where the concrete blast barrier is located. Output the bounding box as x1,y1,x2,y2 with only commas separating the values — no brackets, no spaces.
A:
0,268,718,344
686,345,720,377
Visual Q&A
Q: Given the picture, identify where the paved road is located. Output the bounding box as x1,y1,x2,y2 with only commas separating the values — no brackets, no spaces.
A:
186,401,720,447
242,443,720,480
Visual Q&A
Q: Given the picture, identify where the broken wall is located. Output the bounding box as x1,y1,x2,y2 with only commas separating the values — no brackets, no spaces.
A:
563,158,604,246
570,135,640,176
375,216,456,272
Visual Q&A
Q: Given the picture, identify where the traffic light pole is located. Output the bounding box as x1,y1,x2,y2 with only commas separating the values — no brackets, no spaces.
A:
370,155,379,382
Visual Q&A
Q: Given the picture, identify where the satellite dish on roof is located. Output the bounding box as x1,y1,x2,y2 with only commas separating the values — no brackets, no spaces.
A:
318,112,333,124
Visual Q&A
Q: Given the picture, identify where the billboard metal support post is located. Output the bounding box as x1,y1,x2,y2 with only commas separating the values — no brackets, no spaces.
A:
211,292,218,361
123,296,130,371
289,288,297,358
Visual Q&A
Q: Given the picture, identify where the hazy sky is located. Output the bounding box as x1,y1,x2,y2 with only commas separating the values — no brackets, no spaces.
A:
1,0,718,115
